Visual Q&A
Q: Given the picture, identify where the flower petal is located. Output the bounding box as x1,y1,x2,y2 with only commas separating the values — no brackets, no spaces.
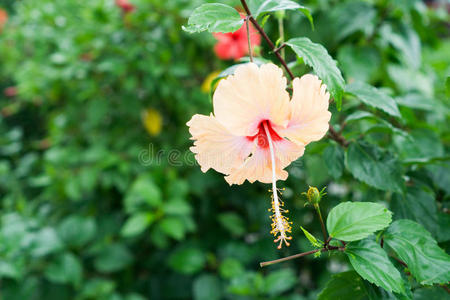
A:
225,139,304,185
187,114,253,174
213,63,290,137
278,74,331,146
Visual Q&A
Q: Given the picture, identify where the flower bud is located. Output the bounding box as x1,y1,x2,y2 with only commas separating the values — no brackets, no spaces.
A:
303,186,326,205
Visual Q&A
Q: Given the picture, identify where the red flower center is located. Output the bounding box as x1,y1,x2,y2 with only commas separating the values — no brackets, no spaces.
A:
246,120,283,149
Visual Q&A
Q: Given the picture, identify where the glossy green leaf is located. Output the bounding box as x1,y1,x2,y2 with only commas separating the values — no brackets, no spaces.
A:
248,0,313,29
327,202,392,242
183,4,243,33
323,144,344,179
286,37,345,109
160,217,186,240
383,220,450,285
345,239,406,295
345,142,404,193
318,271,372,300
346,81,400,117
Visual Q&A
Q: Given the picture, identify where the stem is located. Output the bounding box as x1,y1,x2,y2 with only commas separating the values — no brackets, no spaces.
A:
328,124,349,147
277,13,285,60
314,203,328,243
260,246,345,267
260,249,321,267
245,17,253,62
239,0,347,147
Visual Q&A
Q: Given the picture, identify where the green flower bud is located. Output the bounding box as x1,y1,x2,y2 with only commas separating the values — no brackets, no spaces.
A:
302,186,326,205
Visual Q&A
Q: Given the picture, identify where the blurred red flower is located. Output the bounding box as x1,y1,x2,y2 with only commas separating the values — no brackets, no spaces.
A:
213,19,261,60
116,0,135,14
0,9,8,32
4,86,17,97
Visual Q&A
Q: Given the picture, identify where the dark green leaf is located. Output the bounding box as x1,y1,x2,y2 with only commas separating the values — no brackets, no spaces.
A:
318,271,371,300
193,274,222,300
160,217,186,240
330,1,376,41
120,212,155,237
183,4,243,33
45,253,82,286
218,213,245,237
346,81,400,117
124,175,162,213
345,142,404,193
383,220,450,285
286,37,345,109
58,215,97,248
264,268,297,296
94,244,133,273
327,202,392,242
345,239,406,295
169,247,206,275
323,144,344,179
390,187,439,238
248,0,313,29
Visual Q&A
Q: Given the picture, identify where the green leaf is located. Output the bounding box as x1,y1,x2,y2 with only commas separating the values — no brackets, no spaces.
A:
330,1,376,41
169,247,206,275
120,212,155,237
45,253,82,287
94,243,133,273
414,286,449,299
193,274,222,300
393,129,444,163
218,213,245,237
28,227,64,257
337,45,381,86
345,142,404,193
318,271,372,300
124,175,162,213
248,0,313,29
264,268,297,296
344,111,405,136
323,144,344,179
345,239,406,295
285,37,345,109
58,215,97,248
383,220,450,285
219,258,244,279
160,217,186,240
346,81,400,117
300,226,322,248
390,187,439,238
327,202,392,242
182,4,243,33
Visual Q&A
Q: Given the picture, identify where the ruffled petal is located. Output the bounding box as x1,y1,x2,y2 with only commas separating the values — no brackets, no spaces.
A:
278,74,331,146
213,63,290,137
187,114,253,174
225,139,304,185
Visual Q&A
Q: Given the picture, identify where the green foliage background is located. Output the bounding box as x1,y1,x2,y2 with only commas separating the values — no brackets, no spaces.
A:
0,0,448,299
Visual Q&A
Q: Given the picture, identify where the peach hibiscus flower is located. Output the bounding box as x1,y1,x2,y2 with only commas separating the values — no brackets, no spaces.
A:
187,63,331,248
213,19,261,60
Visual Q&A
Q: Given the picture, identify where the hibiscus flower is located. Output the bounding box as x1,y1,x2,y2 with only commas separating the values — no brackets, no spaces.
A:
187,63,331,248
116,0,135,14
213,19,261,60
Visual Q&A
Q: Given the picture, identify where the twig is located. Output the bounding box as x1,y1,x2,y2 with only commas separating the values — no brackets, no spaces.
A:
328,124,349,147
245,16,253,62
